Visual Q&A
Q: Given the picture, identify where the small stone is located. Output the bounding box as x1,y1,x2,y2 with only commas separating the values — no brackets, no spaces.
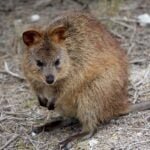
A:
137,13,150,27
31,131,37,137
30,14,40,22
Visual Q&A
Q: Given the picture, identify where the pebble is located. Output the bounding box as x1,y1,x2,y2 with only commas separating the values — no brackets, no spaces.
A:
30,14,40,22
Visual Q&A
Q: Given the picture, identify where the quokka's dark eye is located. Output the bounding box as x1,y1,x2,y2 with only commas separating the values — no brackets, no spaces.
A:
36,60,44,67
54,58,60,67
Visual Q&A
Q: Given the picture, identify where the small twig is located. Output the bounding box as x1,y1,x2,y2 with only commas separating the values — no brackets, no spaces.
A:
129,25,136,42
0,104,20,111
7,117,27,121
0,117,7,122
135,65,150,87
0,53,10,59
4,112,29,118
133,89,139,103
110,18,135,29
99,17,137,23
110,30,125,40
127,25,137,54
129,58,146,64
128,43,135,55
112,17,137,23
0,134,19,150
2,61,25,81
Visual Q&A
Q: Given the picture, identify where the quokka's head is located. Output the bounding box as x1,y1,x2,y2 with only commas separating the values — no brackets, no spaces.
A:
22,24,71,85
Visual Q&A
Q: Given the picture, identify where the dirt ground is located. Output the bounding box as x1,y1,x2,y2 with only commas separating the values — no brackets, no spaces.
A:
0,0,150,150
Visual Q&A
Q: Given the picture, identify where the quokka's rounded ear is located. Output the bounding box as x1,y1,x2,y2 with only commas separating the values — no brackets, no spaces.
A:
22,30,41,46
50,25,68,43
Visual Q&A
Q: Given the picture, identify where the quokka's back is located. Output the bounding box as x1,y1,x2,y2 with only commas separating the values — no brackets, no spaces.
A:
50,12,129,121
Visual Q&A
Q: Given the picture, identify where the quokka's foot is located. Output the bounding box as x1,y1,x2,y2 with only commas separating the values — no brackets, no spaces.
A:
32,117,79,134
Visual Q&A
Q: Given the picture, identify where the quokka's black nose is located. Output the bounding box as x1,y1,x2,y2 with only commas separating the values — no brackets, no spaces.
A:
46,75,54,84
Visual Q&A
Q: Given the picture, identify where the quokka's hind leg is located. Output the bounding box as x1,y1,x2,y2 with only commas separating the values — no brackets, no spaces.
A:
59,129,96,150
32,117,79,134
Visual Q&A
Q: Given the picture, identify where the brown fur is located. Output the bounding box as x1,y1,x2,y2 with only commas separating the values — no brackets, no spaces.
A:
22,12,149,134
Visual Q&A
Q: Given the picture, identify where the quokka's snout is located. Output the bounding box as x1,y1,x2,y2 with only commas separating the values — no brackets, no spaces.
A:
45,74,55,84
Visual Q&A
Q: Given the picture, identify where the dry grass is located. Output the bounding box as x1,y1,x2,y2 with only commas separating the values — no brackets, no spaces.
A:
0,0,150,149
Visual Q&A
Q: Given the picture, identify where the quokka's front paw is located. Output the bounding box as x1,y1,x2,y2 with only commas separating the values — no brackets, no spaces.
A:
37,96,56,110
47,97,55,110
37,96,48,107
47,97,56,110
